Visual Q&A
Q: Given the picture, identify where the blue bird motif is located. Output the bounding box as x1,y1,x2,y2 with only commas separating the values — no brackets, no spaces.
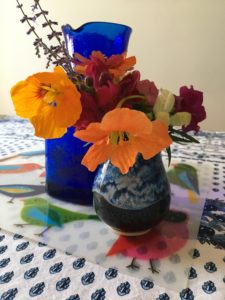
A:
0,245,7,255
188,267,197,279
43,249,56,260
202,280,216,294
16,241,29,251
140,279,154,290
29,282,45,297
0,235,5,242
15,197,99,237
117,281,130,296
13,234,23,240
21,150,45,157
0,288,18,300
192,248,200,259
105,268,118,280
73,258,85,269
167,163,199,204
49,262,63,274
0,184,45,204
66,296,80,300
20,253,34,264
204,262,217,273
38,242,47,247
180,288,194,300
91,288,106,300
0,271,14,284
156,293,170,300
27,207,62,227
81,272,95,285
24,267,39,280
0,163,42,174
56,277,70,291
0,258,10,268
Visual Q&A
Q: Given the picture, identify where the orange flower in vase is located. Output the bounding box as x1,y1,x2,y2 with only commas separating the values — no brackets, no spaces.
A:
75,107,172,174
11,67,82,139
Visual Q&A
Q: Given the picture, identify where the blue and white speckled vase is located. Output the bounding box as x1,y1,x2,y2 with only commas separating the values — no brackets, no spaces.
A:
93,153,171,236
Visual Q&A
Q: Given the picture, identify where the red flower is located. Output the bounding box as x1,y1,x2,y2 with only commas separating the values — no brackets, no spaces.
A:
175,86,206,132
119,70,140,98
76,82,121,129
75,91,101,130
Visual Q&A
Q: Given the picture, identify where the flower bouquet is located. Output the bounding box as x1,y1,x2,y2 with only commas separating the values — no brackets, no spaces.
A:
11,1,206,234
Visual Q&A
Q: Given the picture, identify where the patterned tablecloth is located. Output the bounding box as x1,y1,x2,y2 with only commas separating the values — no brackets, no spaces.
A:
0,116,224,300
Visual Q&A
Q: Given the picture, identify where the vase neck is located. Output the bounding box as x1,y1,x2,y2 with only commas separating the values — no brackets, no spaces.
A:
62,22,132,58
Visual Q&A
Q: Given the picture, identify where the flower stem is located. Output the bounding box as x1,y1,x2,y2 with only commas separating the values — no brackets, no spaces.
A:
116,95,147,108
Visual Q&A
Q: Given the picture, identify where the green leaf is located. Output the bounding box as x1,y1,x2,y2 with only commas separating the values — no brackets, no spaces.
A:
169,127,200,144
166,146,171,167
178,131,199,143
170,135,191,144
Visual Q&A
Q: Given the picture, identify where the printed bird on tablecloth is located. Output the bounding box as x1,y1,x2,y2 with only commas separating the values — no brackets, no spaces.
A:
0,185,45,203
15,197,100,236
20,150,45,158
0,163,43,174
107,210,189,273
167,163,200,204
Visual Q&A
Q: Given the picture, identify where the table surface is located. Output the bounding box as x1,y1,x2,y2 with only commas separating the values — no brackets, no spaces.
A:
0,116,224,300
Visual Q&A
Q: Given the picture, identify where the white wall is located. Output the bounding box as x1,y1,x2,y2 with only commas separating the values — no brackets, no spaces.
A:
1,0,225,131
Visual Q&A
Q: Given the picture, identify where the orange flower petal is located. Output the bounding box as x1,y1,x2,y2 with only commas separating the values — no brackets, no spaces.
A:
74,65,87,75
109,56,136,77
11,68,82,139
81,139,113,172
54,85,81,127
10,80,42,118
30,106,67,139
53,66,69,77
75,123,107,143
74,52,90,64
132,120,172,160
91,51,105,62
101,108,152,135
110,142,138,174
107,52,125,66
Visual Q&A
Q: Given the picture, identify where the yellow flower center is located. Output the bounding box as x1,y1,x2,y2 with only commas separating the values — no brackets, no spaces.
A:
40,84,61,106
109,131,130,145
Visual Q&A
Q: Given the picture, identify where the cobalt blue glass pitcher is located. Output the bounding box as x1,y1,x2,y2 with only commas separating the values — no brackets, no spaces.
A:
45,22,132,205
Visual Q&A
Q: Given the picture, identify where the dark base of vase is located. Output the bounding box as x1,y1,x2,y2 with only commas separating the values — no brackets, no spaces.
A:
112,227,152,236
93,192,170,234
46,183,93,206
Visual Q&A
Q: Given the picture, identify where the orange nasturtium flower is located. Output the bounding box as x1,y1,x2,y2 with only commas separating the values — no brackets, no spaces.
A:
75,108,172,174
74,51,136,78
10,66,82,139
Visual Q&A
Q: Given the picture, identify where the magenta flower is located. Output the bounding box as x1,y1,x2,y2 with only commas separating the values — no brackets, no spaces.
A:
175,86,206,132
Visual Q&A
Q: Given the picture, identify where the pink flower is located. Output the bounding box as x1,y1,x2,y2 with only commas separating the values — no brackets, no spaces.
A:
137,79,158,106
175,86,206,132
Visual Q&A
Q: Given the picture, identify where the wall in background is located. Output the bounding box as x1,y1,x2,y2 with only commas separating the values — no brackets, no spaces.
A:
1,0,225,131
